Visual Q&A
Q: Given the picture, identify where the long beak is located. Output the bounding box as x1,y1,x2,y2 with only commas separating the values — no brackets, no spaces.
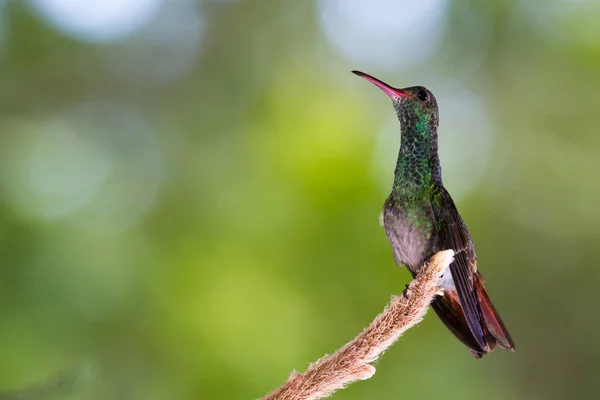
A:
352,70,408,99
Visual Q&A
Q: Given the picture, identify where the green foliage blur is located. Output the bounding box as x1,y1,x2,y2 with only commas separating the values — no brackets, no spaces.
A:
0,1,599,399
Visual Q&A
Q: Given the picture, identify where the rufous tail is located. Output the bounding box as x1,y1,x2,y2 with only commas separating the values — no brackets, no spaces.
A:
474,272,515,353
431,273,515,358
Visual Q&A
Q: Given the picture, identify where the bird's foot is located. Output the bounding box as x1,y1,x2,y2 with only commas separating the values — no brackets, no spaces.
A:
402,283,410,298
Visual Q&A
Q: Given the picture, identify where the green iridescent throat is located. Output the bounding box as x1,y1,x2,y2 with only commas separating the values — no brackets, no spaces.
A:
392,106,441,195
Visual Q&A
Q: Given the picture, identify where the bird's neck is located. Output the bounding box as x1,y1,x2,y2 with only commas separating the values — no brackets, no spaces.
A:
392,123,441,195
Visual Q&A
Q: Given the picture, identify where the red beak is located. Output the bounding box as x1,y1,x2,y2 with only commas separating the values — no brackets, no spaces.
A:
352,70,408,99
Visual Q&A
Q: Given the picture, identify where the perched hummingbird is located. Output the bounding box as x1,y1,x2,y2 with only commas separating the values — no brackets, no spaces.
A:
353,70,515,358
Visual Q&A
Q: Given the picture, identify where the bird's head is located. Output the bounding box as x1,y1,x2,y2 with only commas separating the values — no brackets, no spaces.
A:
352,70,439,133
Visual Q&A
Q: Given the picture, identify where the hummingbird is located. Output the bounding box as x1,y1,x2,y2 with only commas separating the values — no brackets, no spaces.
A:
353,70,515,358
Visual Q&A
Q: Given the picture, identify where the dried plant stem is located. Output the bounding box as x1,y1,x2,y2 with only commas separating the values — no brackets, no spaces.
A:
259,249,455,400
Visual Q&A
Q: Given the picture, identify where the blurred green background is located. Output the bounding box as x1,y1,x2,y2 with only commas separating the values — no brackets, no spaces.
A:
0,0,598,399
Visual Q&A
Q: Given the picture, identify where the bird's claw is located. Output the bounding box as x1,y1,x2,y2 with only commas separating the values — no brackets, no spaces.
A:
402,283,410,298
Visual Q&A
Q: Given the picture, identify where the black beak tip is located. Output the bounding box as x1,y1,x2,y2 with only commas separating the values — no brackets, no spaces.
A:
351,70,364,77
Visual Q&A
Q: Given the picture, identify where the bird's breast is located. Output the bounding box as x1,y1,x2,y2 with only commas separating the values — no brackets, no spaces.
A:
383,200,434,272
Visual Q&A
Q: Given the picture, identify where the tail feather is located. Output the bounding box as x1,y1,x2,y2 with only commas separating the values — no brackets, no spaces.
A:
431,274,515,358
474,272,516,352
431,292,486,358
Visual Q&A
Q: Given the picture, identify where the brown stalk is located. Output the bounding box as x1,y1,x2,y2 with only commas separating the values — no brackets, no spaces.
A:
259,249,455,400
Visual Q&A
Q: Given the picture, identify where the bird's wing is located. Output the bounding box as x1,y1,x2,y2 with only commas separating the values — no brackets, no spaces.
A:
430,185,488,352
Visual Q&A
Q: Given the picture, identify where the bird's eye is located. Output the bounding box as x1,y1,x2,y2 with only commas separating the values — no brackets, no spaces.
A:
417,89,428,102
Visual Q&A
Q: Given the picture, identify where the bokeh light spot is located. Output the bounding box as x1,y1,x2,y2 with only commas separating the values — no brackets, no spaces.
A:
3,119,112,221
317,0,448,70
97,0,204,88
27,0,163,43
2,101,165,231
